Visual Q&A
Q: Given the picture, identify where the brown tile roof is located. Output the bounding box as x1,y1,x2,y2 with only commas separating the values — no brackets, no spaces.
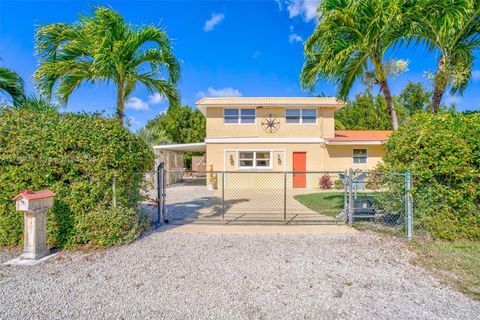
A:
195,97,347,107
327,130,392,142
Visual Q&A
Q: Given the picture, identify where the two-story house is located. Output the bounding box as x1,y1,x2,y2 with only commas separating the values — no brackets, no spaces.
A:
194,97,391,187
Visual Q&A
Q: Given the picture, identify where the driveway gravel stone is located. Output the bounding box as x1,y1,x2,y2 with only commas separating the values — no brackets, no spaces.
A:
1,229,479,319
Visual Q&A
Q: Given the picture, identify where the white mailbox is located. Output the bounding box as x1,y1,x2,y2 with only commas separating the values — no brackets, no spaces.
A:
14,190,55,212
12,190,55,261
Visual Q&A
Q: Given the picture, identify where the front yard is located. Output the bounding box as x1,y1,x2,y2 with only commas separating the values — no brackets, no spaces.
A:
1,228,479,319
411,240,480,301
293,192,345,217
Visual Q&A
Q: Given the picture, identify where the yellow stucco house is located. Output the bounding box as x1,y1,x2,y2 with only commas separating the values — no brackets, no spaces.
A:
194,97,391,184
154,96,391,188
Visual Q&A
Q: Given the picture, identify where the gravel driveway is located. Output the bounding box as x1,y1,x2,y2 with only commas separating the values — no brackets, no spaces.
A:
1,229,479,319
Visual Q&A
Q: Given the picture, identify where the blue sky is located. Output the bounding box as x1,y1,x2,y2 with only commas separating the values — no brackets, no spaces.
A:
1,0,479,130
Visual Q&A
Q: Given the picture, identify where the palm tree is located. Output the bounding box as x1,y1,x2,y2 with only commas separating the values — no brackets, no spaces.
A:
137,126,171,147
15,95,61,112
34,6,180,126
412,0,480,112
301,0,413,130
0,67,25,107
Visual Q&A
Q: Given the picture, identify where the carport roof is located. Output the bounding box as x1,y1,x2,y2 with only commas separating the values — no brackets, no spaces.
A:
153,142,206,152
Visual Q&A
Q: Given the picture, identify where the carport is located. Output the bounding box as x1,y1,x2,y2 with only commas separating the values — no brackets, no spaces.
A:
153,142,206,171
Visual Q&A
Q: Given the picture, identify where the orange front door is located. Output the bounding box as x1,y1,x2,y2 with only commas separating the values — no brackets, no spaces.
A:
293,152,307,188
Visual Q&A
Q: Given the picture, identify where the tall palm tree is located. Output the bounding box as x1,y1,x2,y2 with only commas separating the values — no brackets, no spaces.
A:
412,0,480,112
0,66,25,107
34,6,180,125
301,0,413,130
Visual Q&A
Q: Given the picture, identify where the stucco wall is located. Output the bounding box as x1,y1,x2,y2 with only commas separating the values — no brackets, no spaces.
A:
206,107,335,139
206,143,383,172
205,143,384,189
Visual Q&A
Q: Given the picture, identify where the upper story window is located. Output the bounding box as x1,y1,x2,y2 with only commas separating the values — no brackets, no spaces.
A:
285,108,317,124
224,109,256,124
353,149,368,164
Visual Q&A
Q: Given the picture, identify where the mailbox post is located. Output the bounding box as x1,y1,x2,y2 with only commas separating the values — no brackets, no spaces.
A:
12,190,55,261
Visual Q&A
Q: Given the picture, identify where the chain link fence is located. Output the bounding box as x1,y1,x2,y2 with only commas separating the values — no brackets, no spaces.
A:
119,166,414,239
346,170,413,239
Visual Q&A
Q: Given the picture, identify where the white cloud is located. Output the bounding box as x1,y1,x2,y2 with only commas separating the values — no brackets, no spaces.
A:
472,70,480,82
444,95,461,106
281,0,320,22
288,26,304,43
126,97,149,110
203,13,225,32
289,33,303,43
252,51,261,59
148,92,165,104
197,87,243,98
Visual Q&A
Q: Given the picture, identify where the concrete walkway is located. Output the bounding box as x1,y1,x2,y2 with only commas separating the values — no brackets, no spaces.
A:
163,224,356,234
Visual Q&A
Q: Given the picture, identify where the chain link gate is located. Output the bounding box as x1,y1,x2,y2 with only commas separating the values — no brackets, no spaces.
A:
151,163,413,239
344,169,413,239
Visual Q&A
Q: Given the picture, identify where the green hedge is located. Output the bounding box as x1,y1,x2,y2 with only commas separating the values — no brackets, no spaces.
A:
382,112,480,240
0,109,154,247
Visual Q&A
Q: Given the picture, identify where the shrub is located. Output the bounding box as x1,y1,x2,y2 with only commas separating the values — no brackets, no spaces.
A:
0,108,154,247
334,179,344,189
73,206,150,248
319,175,333,189
381,112,480,240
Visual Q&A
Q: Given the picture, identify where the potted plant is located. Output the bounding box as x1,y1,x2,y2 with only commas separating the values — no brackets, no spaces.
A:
207,165,218,190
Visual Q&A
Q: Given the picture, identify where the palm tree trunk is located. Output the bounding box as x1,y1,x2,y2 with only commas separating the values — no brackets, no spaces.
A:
431,57,446,113
380,79,399,130
117,84,125,126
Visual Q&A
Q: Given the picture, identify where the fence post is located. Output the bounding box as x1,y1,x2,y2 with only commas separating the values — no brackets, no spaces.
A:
348,169,354,226
405,171,413,240
343,170,348,223
222,172,225,223
112,175,117,208
283,172,287,224
157,162,166,226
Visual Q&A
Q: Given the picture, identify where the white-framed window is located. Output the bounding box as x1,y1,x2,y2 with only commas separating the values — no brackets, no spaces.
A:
285,108,317,124
238,151,272,169
224,109,256,124
353,149,368,164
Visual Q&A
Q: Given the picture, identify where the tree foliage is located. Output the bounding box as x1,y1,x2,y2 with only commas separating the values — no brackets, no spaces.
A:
301,0,415,129
381,112,480,240
0,108,154,247
411,0,480,112
34,6,181,125
145,104,206,144
335,82,432,130
0,66,25,107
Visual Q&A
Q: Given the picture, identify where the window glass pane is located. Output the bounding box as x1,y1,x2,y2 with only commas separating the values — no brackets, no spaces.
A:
302,109,316,123
241,116,255,123
241,109,255,116
256,152,270,159
224,116,238,124
353,149,367,156
224,109,238,116
224,109,239,123
353,157,367,164
239,160,254,167
240,109,256,123
256,160,270,167
239,152,254,160
286,109,301,123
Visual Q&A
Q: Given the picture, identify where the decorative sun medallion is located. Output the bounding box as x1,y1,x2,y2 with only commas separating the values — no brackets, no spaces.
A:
261,114,280,133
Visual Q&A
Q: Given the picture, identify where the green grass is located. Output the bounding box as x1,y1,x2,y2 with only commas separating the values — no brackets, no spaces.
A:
411,240,480,301
293,192,345,217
